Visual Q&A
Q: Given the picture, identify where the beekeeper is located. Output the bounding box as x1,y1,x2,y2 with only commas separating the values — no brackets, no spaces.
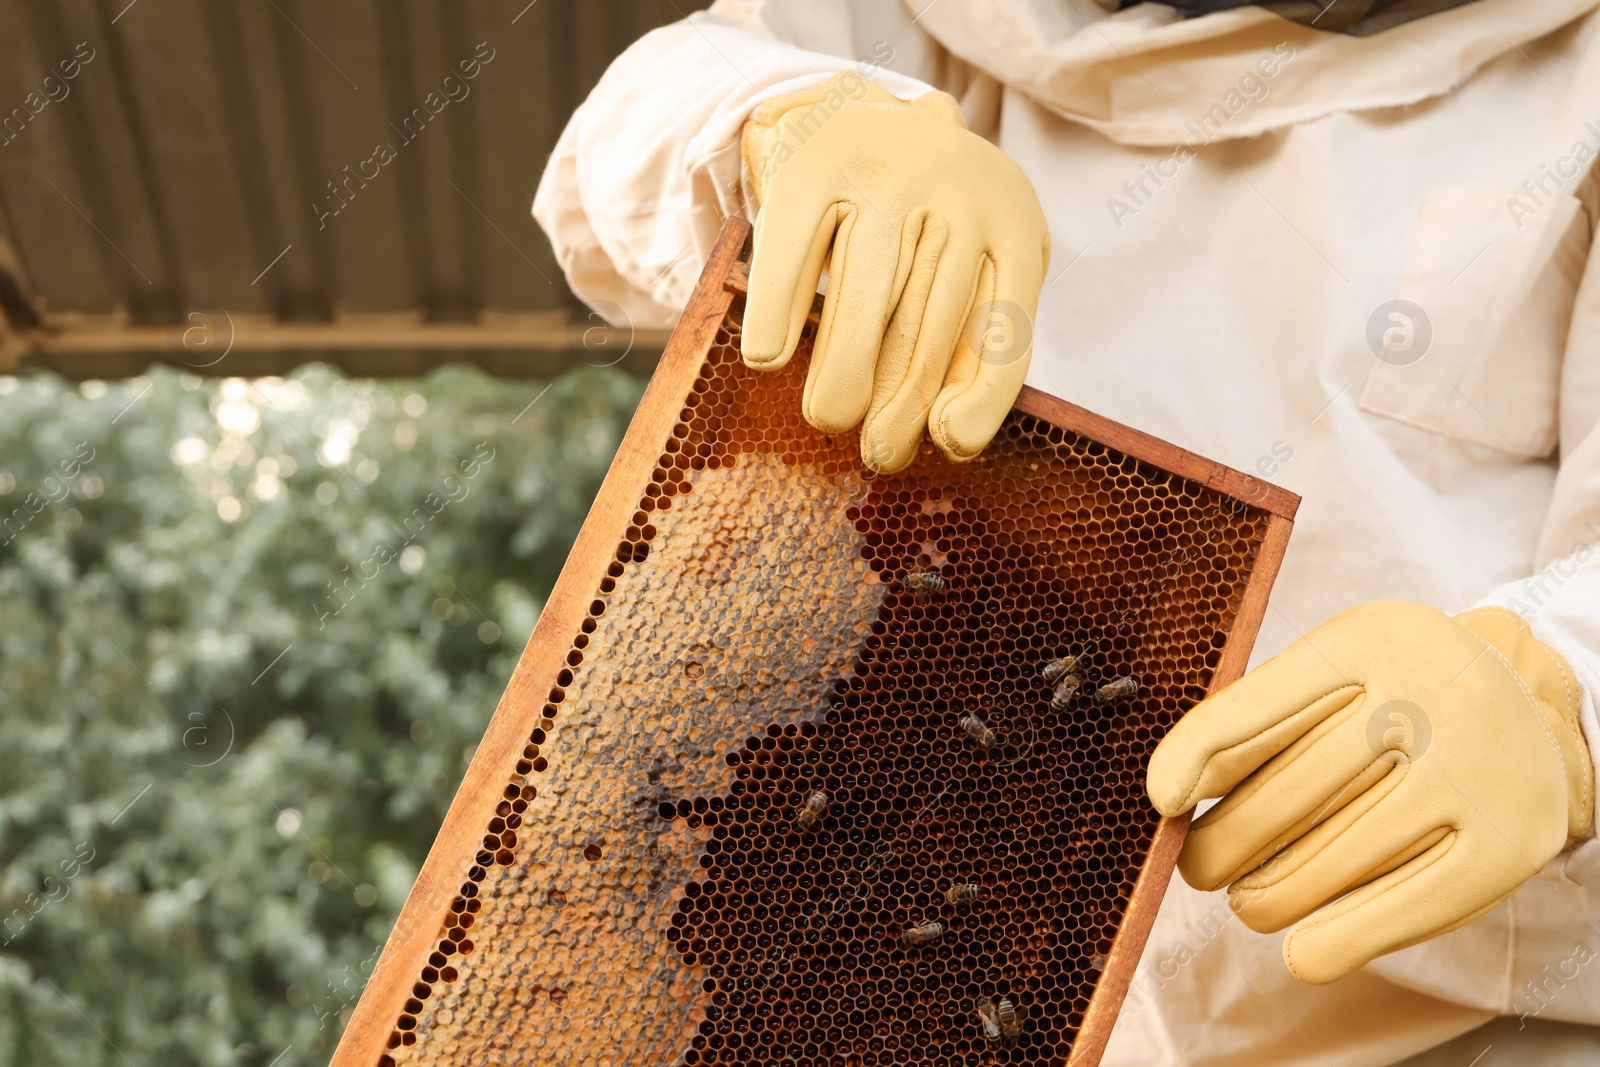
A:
534,1,1600,1062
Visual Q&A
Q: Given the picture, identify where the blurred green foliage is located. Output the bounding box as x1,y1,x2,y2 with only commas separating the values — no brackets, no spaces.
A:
0,364,644,1066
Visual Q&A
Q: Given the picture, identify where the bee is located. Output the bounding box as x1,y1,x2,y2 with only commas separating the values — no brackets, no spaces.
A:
1095,676,1139,705
997,996,1021,1040
958,714,1000,751
794,790,830,831
1049,674,1082,712
1039,654,1083,684
902,921,944,946
975,996,1003,1042
945,882,983,905
899,570,946,594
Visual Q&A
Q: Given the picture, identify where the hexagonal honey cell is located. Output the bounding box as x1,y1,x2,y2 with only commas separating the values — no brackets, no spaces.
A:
345,226,1293,1067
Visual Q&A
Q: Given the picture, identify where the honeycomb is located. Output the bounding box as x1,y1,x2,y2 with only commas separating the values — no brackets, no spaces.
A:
370,297,1270,1066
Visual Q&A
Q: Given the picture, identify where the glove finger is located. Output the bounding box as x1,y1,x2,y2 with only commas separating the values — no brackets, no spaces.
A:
1219,766,1441,930
1147,634,1360,817
860,222,980,474
854,210,945,472
928,241,1046,463
1179,694,1394,891
742,200,839,371
800,203,907,434
1274,834,1522,986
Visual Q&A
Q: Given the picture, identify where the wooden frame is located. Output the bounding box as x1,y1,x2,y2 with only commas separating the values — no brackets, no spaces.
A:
332,218,1298,1067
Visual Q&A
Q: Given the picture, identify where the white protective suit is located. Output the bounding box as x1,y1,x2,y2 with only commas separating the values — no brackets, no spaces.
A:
534,1,1600,1062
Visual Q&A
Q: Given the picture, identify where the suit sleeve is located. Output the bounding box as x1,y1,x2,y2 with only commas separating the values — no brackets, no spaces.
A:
531,1,946,329
1477,164,1600,862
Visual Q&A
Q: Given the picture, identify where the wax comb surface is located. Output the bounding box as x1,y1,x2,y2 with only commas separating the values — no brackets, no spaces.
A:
333,219,1297,1067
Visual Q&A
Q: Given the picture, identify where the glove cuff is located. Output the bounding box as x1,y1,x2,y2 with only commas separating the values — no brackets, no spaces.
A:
740,73,965,205
1454,606,1594,842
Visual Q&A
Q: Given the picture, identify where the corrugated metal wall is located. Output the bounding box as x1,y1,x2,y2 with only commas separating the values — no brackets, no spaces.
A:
0,0,702,377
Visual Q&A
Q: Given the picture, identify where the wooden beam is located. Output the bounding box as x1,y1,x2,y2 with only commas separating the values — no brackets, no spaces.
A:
3,315,672,379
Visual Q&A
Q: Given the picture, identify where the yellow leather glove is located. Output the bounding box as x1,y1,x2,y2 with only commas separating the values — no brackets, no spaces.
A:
1147,602,1593,985
740,75,1050,473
